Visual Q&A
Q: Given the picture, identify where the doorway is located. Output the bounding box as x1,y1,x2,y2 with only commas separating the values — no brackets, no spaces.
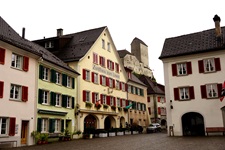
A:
21,121,29,145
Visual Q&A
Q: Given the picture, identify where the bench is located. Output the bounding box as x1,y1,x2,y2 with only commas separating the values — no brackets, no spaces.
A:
205,127,225,136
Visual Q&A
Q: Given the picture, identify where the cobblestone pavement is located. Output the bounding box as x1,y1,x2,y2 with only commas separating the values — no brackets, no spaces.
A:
5,132,225,150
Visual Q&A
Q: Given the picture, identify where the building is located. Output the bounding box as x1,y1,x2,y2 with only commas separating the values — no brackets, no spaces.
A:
33,27,129,133
159,15,225,136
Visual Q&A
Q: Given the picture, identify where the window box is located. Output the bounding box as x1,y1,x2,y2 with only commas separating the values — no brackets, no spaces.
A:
95,104,101,109
118,107,122,111
117,131,124,136
123,108,128,112
111,105,116,110
85,102,93,108
103,104,108,109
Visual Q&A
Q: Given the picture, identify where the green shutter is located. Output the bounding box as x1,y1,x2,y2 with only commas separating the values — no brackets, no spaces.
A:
38,89,43,104
72,97,75,108
39,65,44,79
72,77,75,89
62,74,67,86
50,92,56,106
49,119,55,133
62,95,67,107
51,69,56,83
61,120,64,132
37,118,42,132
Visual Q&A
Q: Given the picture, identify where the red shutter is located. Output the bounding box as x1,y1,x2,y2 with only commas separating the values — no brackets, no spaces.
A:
215,58,221,71
96,55,98,64
100,75,102,85
107,60,109,69
158,97,160,102
200,85,207,99
217,83,222,97
83,69,86,80
120,99,123,107
92,72,94,83
148,107,151,115
106,77,109,86
147,97,150,102
0,81,3,98
120,82,122,90
189,86,195,99
172,64,177,76
114,97,116,106
0,47,5,65
186,62,192,74
125,84,128,91
83,90,86,102
92,92,95,103
23,56,29,71
174,88,179,100
107,96,110,105
100,94,103,104
99,56,102,65
22,86,28,102
198,60,204,73
112,62,114,70
113,79,115,88
126,100,129,106
9,117,16,136
158,107,161,115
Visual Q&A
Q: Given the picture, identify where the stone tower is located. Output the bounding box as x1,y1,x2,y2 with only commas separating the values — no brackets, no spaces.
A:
131,37,149,68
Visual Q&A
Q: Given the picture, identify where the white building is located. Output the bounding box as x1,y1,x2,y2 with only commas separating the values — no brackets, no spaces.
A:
159,15,225,136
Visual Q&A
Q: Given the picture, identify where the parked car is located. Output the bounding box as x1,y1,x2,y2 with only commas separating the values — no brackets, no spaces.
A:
147,123,162,133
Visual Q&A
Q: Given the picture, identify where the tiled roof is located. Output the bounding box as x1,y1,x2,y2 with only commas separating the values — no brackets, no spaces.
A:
0,16,79,75
159,27,225,59
117,49,133,58
132,37,148,47
137,75,164,95
34,26,106,62
128,73,147,86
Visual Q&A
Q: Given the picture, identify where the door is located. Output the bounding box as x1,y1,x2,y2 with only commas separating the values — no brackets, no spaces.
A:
21,121,29,144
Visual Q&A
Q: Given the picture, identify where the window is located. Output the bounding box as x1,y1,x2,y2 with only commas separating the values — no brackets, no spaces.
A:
0,47,5,65
83,90,90,102
41,118,48,133
93,53,98,64
107,42,110,51
201,83,222,99
0,118,7,135
102,39,105,49
172,62,192,76
100,75,106,86
116,80,120,90
55,93,61,106
147,97,150,102
198,58,221,73
117,98,120,107
102,95,107,104
142,104,146,111
138,103,141,110
45,41,54,48
108,78,113,88
56,72,61,84
92,72,98,84
55,119,60,133
148,107,151,115
83,69,90,81
99,56,105,67
121,82,125,91
42,90,49,104
10,84,21,100
11,53,22,69
43,67,49,80
174,86,195,100
92,92,99,103
110,97,114,106
122,99,126,107
67,76,71,87
129,101,133,109
158,97,165,103
107,60,114,70
66,96,72,108
140,89,144,96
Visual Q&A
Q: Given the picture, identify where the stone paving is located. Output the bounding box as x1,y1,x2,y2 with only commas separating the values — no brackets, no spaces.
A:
5,132,225,150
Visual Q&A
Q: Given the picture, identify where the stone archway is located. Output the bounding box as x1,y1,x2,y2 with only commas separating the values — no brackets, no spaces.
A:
84,114,97,134
182,112,205,136
104,116,116,130
120,117,125,128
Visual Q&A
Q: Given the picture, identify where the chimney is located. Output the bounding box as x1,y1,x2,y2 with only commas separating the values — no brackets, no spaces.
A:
57,28,63,37
213,14,222,39
22,27,25,39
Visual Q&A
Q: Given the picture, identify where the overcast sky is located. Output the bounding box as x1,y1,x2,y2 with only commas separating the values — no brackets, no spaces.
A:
1,0,225,85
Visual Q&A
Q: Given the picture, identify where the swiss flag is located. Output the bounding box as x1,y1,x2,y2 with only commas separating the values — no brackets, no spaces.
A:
220,81,225,102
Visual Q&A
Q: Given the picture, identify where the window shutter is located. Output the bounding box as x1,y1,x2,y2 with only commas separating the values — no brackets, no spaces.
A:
174,88,179,100
112,62,114,70
186,62,192,74
100,75,102,85
215,58,221,71
172,64,177,76
22,86,28,102
125,84,128,91
200,85,207,99
9,117,16,136
148,107,151,115
92,92,95,103
0,81,4,98
99,56,102,65
107,60,109,69
113,79,115,88
72,97,75,108
39,65,44,79
62,74,67,86
100,94,103,104
0,47,5,65
38,89,43,104
217,83,222,97
83,69,86,80
198,60,204,73
158,97,160,102
126,99,129,106
114,97,116,106
49,119,55,133
51,69,56,83
147,97,150,102
158,107,161,115
83,90,86,102
92,72,94,83
106,77,109,86
120,82,122,90
107,96,110,105
23,56,29,71
189,86,195,99
72,78,75,89
37,118,42,132
120,99,123,107
61,120,64,132
50,92,56,106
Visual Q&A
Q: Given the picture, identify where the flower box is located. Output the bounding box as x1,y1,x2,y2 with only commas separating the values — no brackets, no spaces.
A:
99,133,107,138
132,131,139,134
117,131,124,136
125,131,131,135
109,132,116,136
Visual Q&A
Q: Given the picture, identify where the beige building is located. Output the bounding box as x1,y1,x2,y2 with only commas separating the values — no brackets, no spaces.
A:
159,15,225,136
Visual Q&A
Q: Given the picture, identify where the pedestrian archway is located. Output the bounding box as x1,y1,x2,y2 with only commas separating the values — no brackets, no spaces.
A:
84,114,97,134
120,117,125,128
104,116,116,130
182,112,205,136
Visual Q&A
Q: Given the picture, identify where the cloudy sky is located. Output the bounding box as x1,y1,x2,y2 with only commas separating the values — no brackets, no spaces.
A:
1,0,224,85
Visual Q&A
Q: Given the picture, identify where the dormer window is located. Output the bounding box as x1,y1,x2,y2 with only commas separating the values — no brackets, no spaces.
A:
45,41,54,48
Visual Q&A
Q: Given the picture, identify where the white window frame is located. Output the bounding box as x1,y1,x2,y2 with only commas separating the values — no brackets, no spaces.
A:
67,96,72,108
55,93,61,106
43,67,49,81
122,99,126,107
0,117,8,135
117,98,120,107
109,78,113,88
138,103,141,110
206,84,218,98
56,72,61,84
102,76,106,86
116,80,120,90
10,84,21,100
42,90,49,104
94,73,98,84
86,91,90,102
67,76,71,87
41,118,48,133
11,53,22,69
85,70,90,81
110,97,114,106
93,53,98,64
121,83,125,91
179,87,189,100
177,63,187,75
94,93,99,103
100,56,105,67
55,119,60,133
204,58,215,72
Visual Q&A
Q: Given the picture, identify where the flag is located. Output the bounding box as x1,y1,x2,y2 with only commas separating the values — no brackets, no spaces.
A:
220,81,225,102
125,103,132,109
96,99,101,106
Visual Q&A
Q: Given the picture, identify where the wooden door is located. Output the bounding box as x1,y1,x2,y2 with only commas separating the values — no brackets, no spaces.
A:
21,121,28,144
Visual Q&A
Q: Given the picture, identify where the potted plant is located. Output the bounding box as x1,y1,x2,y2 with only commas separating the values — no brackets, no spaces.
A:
40,133,48,144
31,131,41,144
95,104,102,109
103,104,108,109
73,130,82,139
118,107,122,111
64,129,71,141
123,108,128,112
111,105,116,110
86,102,93,108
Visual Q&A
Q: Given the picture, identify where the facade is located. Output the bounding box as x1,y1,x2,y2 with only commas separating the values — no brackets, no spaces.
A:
33,27,129,133
159,15,225,136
